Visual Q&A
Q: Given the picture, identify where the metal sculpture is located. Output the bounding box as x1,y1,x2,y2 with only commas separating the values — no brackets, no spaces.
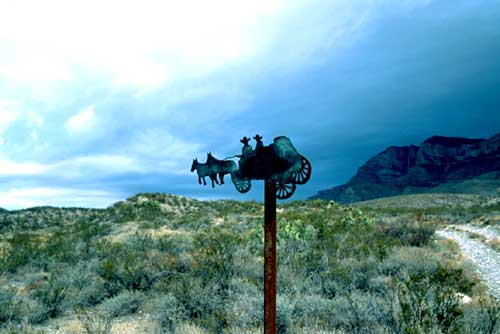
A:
230,135,311,198
191,135,311,334
191,153,236,188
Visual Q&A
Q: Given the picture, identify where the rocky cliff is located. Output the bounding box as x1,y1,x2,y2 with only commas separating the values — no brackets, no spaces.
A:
312,133,500,202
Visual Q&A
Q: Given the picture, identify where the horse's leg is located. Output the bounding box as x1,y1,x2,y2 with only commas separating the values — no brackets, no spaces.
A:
219,173,225,184
210,175,216,188
198,176,202,184
202,176,206,185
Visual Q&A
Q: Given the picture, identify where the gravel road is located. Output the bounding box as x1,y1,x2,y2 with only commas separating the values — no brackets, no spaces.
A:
437,226,500,297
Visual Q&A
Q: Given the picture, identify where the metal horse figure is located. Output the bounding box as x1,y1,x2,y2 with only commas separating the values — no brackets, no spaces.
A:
207,152,236,185
191,158,219,187
191,153,236,188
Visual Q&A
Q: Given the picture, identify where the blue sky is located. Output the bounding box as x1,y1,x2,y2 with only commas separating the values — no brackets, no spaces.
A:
0,0,499,209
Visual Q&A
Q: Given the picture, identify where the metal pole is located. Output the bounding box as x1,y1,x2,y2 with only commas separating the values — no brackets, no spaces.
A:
264,178,277,334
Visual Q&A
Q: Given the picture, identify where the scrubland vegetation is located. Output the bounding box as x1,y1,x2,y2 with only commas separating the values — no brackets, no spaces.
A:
0,193,499,333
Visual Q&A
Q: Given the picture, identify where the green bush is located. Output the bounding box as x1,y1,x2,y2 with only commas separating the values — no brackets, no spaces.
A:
76,308,112,334
147,294,188,332
378,218,436,247
1,322,47,334
32,273,67,320
66,262,107,307
0,287,19,323
2,232,41,272
97,241,160,294
98,290,144,317
17,298,49,325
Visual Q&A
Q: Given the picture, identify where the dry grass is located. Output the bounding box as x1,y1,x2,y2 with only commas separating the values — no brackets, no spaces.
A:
106,222,177,243
466,231,488,242
488,237,500,251
356,193,486,210
173,323,208,334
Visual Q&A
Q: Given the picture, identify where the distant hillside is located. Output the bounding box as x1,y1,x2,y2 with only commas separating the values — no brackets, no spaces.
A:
312,133,500,203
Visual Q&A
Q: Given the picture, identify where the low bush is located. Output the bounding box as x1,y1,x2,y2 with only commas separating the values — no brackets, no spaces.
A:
0,287,20,323
98,290,144,318
1,322,47,334
32,273,67,320
76,308,112,334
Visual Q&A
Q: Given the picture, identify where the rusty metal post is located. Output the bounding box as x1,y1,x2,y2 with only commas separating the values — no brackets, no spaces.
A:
264,178,277,334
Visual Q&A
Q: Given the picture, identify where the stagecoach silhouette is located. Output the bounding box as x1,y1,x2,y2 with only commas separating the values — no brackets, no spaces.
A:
191,135,311,199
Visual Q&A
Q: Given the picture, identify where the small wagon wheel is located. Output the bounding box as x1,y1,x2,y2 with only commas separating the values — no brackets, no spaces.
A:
231,173,251,193
292,156,312,185
275,181,296,200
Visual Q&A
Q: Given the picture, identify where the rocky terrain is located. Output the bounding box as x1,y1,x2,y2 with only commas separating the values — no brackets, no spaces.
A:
312,133,500,203
437,225,500,297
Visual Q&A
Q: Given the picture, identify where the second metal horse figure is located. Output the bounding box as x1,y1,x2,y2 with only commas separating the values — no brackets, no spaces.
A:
191,153,236,188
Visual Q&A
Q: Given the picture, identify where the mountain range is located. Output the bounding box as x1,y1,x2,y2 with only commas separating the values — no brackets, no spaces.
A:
312,133,500,203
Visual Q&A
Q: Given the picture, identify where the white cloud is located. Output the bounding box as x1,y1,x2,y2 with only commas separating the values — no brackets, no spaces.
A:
127,129,202,174
0,187,121,210
0,0,286,92
0,101,19,145
66,105,95,133
50,154,142,179
26,111,44,127
0,159,46,175
0,54,73,83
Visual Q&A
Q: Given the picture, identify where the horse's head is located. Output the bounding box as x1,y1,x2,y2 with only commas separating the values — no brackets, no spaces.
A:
191,158,198,172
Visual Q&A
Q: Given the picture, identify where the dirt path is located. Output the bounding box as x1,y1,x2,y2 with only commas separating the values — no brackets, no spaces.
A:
437,226,500,297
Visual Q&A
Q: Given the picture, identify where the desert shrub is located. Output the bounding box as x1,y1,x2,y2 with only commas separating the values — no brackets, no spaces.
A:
32,273,67,320
378,218,436,247
17,298,49,325
389,275,464,334
1,321,47,334
382,247,440,280
173,323,208,334
40,229,79,264
291,294,335,328
98,290,144,317
193,225,242,285
76,308,112,334
277,296,294,334
57,260,107,308
164,273,232,333
157,233,194,255
2,232,40,272
226,281,262,330
431,265,476,295
0,287,20,323
326,291,392,333
97,241,160,295
462,296,500,334
342,257,379,291
146,294,188,332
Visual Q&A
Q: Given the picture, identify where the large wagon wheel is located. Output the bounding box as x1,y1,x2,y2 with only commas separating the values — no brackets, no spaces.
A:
276,181,296,200
231,173,251,193
292,156,311,185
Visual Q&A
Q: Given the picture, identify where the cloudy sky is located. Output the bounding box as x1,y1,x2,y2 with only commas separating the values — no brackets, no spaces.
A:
0,0,499,209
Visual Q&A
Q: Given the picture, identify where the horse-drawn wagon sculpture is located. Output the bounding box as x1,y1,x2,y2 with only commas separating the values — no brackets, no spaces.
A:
231,135,311,199
191,135,311,199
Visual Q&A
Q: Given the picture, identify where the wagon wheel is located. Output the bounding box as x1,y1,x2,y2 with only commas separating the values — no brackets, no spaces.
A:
292,156,311,185
231,173,251,193
275,181,296,200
